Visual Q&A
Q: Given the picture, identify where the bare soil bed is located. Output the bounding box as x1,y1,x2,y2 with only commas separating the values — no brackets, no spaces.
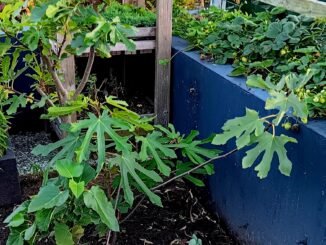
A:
0,175,240,245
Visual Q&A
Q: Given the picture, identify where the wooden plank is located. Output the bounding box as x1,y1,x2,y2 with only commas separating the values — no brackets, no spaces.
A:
258,0,326,17
154,0,172,126
111,40,155,51
131,27,156,38
82,40,155,55
125,50,137,55
140,50,153,54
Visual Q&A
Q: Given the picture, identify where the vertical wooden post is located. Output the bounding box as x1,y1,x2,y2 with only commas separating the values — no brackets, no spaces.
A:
154,0,172,126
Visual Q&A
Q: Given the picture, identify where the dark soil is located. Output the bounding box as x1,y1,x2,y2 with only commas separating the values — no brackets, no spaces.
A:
0,176,239,245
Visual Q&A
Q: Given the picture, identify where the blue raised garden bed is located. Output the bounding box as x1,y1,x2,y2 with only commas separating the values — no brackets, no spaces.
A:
171,37,326,245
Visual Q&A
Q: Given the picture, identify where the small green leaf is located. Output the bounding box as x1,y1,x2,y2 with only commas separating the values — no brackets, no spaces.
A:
111,152,162,207
21,27,40,51
6,95,28,115
35,209,53,232
55,160,84,178
294,46,318,54
6,229,24,245
136,131,177,176
69,179,85,198
0,38,12,56
246,74,276,91
24,223,36,241
71,225,84,244
265,91,308,125
45,101,88,118
270,6,286,15
159,59,169,65
229,66,246,77
54,223,74,245
78,164,96,185
83,186,119,232
7,213,24,227
242,133,297,178
4,202,28,224
45,5,59,18
28,184,69,213
212,109,265,149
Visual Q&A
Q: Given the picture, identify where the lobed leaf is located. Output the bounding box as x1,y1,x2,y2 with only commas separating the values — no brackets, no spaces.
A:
242,132,297,178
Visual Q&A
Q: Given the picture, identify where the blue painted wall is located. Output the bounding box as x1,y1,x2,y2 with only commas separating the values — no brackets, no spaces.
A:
172,37,326,245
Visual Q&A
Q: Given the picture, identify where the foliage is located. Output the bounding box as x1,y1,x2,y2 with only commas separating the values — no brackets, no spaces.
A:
0,86,9,157
0,0,137,118
7,100,218,243
4,160,118,245
188,234,203,245
173,6,326,117
1,1,314,244
0,109,8,157
104,1,156,27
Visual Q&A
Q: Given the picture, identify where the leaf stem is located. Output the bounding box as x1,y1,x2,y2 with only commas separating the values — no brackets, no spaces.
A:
260,114,277,121
106,180,122,245
152,148,238,191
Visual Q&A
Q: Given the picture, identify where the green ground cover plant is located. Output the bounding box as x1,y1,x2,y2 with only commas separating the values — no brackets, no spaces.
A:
0,0,316,244
104,1,156,27
173,5,326,118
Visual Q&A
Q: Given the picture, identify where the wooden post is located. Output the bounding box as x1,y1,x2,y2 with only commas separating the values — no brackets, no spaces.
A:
154,0,172,126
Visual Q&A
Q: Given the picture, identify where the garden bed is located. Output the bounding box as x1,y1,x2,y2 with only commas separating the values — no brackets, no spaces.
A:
172,37,326,245
0,174,239,245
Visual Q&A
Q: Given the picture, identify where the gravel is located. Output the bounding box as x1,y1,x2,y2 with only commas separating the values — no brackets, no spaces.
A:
10,131,55,175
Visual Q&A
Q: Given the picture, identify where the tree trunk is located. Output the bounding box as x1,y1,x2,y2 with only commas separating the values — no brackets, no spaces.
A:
60,55,77,124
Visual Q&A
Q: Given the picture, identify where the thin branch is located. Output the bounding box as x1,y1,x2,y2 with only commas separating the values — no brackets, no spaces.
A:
57,32,67,59
114,180,122,211
35,87,55,107
73,47,95,100
260,114,277,121
152,148,238,191
120,196,145,224
120,148,238,224
272,124,276,137
4,86,37,102
42,55,68,101
106,180,122,245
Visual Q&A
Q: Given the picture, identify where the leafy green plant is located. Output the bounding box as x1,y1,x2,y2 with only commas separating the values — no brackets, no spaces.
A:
173,6,326,118
0,0,136,124
104,1,156,27
6,99,217,244
4,159,115,244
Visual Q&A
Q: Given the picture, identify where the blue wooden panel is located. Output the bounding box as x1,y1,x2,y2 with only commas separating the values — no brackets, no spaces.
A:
172,37,326,245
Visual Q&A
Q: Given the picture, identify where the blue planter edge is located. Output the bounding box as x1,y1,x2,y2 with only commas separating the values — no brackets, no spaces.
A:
171,36,326,245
